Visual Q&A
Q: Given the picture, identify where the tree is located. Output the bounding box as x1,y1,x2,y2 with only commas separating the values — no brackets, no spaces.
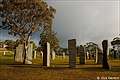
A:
29,40,37,50
111,37,120,46
86,42,98,59
0,40,4,48
111,37,120,58
86,42,98,52
50,32,59,50
0,0,56,64
39,31,59,50
4,40,17,51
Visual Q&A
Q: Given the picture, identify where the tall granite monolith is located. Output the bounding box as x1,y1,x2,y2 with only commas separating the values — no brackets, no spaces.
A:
68,39,76,68
102,40,109,69
79,45,85,64
43,42,50,67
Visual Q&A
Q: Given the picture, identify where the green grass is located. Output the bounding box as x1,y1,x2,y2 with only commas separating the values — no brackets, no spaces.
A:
0,52,120,80
0,52,120,67
0,63,120,80
0,52,14,64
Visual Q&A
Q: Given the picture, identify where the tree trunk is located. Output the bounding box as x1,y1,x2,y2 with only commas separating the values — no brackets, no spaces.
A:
22,36,30,64
23,42,27,64
14,49,16,63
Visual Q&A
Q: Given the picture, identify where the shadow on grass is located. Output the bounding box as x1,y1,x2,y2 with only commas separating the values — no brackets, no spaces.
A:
76,66,120,72
1,64,120,72
0,59,14,65
7,64,43,68
110,66,120,72
4,54,14,57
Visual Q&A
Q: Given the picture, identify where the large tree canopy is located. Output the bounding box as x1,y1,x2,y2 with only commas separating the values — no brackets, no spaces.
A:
0,0,56,43
0,0,56,64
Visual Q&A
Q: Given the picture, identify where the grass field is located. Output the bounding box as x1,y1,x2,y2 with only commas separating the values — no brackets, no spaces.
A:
0,52,120,80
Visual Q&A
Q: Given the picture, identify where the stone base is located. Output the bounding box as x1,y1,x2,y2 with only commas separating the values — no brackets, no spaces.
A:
25,60,32,64
14,62,23,64
15,57,23,63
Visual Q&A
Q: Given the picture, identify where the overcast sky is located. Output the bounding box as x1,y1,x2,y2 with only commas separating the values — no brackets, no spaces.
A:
0,0,120,48
45,0,120,48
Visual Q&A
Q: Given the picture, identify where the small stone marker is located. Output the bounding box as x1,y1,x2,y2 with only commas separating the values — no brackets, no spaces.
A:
33,50,37,59
3,51,6,56
86,52,90,59
52,50,56,60
43,42,50,67
41,51,43,58
79,45,85,64
102,40,109,69
15,44,24,63
62,52,66,59
95,48,102,64
68,39,76,68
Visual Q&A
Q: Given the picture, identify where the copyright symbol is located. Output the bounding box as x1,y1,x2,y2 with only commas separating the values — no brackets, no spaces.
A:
97,76,100,80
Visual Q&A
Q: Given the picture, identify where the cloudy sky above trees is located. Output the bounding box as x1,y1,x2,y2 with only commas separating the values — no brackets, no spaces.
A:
0,0,120,48
46,0,120,47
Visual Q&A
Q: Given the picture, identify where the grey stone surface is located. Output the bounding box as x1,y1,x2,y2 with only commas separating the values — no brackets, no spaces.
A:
102,40,109,69
15,44,24,63
95,48,102,64
43,42,50,67
62,52,66,59
52,50,56,60
68,39,76,68
79,45,85,64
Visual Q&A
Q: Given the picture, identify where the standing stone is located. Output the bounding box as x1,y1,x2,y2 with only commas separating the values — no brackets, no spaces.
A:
62,52,66,59
3,51,6,56
86,52,90,59
41,51,43,58
79,45,85,64
83,45,87,63
102,40,109,69
52,50,56,60
98,49,103,64
95,48,98,63
25,43,33,64
43,42,50,67
15,44,24,63
33,50,37,59
95,48,102,64
68,39,76,68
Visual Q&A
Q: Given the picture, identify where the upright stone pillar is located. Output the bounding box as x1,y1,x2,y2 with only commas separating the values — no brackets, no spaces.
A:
52,50,56,60
68,39,76,68
102,40,109,69
79,45,85,64
3,51,6,56
33,50,37,59
83,45,87,63
95,48,102,64
25,43,33,64
15,44,24,63
86,52,90,59
95,48,98,63
43,42,50,67
62,52,66,59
